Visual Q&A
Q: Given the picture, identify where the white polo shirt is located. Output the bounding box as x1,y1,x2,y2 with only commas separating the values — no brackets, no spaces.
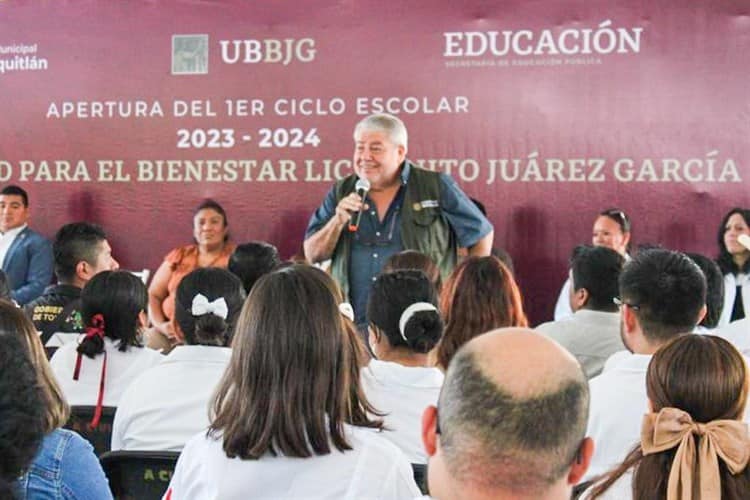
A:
360,359,444,463
583,352,652,481
165,425,421,499
49,337,164,407
112,345,231,451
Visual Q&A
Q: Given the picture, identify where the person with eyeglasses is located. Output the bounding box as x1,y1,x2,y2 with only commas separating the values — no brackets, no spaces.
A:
553,208,632,321
582,249,707,483
303,113,493,329
715,208,750,326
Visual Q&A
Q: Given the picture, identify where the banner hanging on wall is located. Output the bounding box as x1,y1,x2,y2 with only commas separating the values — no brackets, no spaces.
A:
0,0,747,322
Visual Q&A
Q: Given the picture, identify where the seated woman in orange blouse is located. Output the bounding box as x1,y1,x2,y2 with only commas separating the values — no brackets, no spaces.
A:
147,199,236,347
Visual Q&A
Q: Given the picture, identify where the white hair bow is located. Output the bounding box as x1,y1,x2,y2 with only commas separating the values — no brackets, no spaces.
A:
191,294,229,319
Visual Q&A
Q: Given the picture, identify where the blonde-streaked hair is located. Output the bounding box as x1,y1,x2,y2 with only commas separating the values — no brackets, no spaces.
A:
0,300,69,432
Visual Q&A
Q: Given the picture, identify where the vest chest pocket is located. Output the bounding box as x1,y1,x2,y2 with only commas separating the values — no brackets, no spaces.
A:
411,206,441,227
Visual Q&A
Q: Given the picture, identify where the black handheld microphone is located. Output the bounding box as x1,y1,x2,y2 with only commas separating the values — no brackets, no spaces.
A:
348,178,371,232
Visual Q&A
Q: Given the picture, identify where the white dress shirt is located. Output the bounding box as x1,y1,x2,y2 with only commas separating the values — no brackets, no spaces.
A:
360,359,444,463
49,337,164,407
0,223,26,265
165,425,421,499
111,345,231,451
536,309,624,378
583,352,652,481
718,273,750,326
553,277,574,320
714,317,750,356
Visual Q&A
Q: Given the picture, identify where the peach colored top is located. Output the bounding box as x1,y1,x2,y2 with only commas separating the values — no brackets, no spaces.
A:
160,243,236,320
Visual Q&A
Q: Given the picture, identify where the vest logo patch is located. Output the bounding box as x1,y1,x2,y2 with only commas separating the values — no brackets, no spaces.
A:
413,200,439,211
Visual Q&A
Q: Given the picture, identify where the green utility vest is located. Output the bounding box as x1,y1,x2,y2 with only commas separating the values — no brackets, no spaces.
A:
330,162,457,300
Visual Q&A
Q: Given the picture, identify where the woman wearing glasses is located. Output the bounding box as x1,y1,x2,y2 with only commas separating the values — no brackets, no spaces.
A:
554,208,632,320
716,208,750,326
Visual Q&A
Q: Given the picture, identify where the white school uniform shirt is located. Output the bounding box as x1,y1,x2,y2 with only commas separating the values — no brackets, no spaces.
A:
583,352,652,481
111,345,231,452
49,337,164,407
360,359,444,463
164,425,421,500
718,272,750,327
553,277,574,320
0,223,26,265
714,317,750,356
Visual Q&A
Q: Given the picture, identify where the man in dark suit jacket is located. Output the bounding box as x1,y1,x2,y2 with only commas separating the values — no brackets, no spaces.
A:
0,186,53,305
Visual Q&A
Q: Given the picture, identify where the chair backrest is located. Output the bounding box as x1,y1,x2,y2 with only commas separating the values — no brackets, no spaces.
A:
64,405,117,457
411,463,428,495
100,450,180,500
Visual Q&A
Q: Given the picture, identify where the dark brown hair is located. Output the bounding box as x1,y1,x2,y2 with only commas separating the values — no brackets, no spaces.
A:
717,208,750,275
0,300,69,432
209,264,381,459
589,334,750,499
436,256,528,369
383,250,442,292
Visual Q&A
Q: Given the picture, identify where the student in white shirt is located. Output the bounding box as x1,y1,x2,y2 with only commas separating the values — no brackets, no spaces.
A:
554,208,632,320
112,267,246,451
584,249,707,481
165,265,420,500
50,271,163,420
716,208,750,326
363,269,444,463
583,334,750,499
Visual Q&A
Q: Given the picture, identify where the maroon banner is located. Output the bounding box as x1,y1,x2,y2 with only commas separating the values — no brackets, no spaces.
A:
1,1,748,323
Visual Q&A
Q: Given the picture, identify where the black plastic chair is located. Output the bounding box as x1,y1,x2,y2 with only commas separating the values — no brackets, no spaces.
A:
64,406,116,457
411,462,428,495
100,450,180,500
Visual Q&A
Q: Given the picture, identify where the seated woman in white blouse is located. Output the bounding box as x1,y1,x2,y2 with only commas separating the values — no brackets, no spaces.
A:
50,271,163,418
112,268,245,451
362,269,444,463
716,207,750,326
583,334,750,499
165,265,420,500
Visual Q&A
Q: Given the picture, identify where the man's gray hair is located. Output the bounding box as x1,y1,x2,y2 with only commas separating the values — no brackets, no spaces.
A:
353,113,408,150
438,347,589,495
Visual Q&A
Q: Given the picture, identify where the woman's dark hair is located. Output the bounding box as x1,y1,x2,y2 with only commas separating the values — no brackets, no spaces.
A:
0,301,68,432
436,256,528,370
0,334,46,499
589,334,750,499
716,208,750,274
367,270,443,354
210,264,381,459
382,250,442,293
599,207,631,233
77,271,147,358
174,268,245,346
228,242,281,294
0,270,11,302
686,252,724,328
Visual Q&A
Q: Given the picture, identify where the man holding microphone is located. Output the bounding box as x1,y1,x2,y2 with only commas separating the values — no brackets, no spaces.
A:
304,113,493,327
